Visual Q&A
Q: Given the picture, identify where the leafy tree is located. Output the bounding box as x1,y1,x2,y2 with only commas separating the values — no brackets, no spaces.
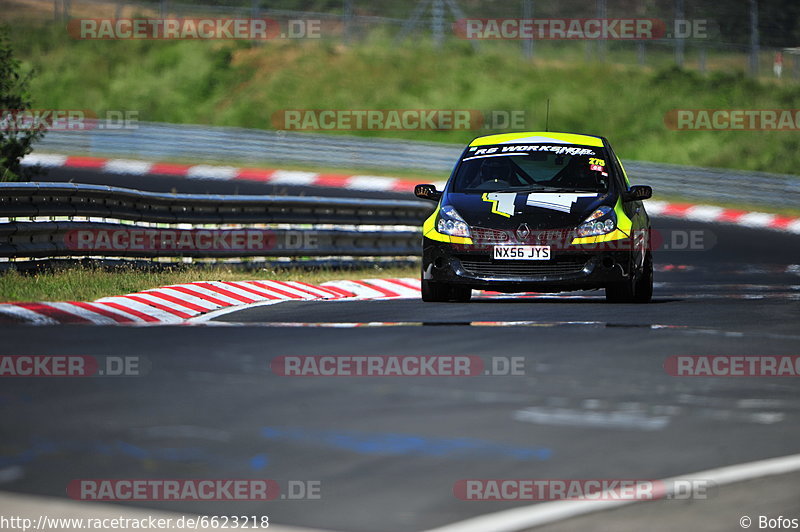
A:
0,28,45,182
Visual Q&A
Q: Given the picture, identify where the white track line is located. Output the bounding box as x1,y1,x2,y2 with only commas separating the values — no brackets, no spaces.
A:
424,452,800,532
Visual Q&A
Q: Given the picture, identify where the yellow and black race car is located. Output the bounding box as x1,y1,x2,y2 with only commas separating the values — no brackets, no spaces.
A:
414,131,653,303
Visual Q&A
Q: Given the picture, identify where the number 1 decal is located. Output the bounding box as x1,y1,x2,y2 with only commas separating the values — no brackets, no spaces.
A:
482,192,516,218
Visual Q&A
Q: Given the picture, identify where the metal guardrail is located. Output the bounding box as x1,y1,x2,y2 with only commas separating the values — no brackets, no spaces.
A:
34,122,462,173
0,183,432,224
32,122,800,208
0,222,421,259
0,183,432,260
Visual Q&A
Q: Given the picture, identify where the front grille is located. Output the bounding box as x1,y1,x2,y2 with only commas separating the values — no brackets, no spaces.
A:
458,256,589,278
470,226,577,245
470,227,512,243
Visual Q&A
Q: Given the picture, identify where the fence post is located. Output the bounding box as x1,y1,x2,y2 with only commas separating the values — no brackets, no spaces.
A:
522,0,533,60
343,0,354,44
749,0,759,76
432,0,444,48
674,0,684,67
596,0,606,62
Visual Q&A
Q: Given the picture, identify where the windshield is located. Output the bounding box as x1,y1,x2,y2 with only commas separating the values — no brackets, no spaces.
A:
451,143,611,193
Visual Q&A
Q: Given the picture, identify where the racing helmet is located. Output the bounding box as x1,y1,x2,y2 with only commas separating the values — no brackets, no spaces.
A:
479,157,513,182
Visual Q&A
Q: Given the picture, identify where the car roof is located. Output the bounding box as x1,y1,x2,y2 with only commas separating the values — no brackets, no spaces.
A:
469,131,604,148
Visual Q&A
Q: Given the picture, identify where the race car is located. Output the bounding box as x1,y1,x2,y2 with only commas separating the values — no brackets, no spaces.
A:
414,131,653,303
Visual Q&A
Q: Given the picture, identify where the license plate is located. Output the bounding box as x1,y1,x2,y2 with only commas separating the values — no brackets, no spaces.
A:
493,245,551,260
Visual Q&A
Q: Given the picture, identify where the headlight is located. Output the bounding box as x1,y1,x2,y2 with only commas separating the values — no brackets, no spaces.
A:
576,206,616,237
436,205,471,238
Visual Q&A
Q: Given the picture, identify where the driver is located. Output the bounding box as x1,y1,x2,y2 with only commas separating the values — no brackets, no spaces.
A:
468,157,514,188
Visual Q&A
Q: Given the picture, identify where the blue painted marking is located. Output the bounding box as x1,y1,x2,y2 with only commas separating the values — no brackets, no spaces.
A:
249,454,268,470
261,427,551,461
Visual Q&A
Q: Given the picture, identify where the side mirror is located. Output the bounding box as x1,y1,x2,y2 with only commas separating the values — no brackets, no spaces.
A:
414,184,442,202
624,185,652,202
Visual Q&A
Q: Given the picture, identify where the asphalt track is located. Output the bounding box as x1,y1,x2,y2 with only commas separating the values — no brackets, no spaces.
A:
1,167,799,531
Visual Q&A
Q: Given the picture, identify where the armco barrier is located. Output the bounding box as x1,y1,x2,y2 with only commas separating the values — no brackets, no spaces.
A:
0,183,432,260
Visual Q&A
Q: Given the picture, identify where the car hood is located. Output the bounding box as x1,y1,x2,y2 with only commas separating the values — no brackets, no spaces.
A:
443,191,612,230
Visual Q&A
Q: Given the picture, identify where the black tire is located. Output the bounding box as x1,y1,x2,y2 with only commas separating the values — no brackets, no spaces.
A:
421,280,472,302
450,285,473,302
632,251,653,303
605,251,653,303
605,278,634,303
421,280,449,302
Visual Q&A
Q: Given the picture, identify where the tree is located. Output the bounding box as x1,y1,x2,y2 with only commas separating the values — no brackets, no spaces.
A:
0,28,45,182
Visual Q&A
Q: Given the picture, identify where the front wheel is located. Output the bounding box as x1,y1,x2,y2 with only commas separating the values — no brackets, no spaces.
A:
421,280,472,302
605,251,653,303
633,251,653,303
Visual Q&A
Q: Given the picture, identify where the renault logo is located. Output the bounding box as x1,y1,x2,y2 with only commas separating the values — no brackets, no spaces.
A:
516,223,530,241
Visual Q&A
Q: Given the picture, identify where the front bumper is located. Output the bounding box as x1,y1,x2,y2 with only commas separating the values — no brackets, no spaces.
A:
422,237,634,293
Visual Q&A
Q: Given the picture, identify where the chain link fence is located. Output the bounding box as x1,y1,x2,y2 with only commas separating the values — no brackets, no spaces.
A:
43,0,800,80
